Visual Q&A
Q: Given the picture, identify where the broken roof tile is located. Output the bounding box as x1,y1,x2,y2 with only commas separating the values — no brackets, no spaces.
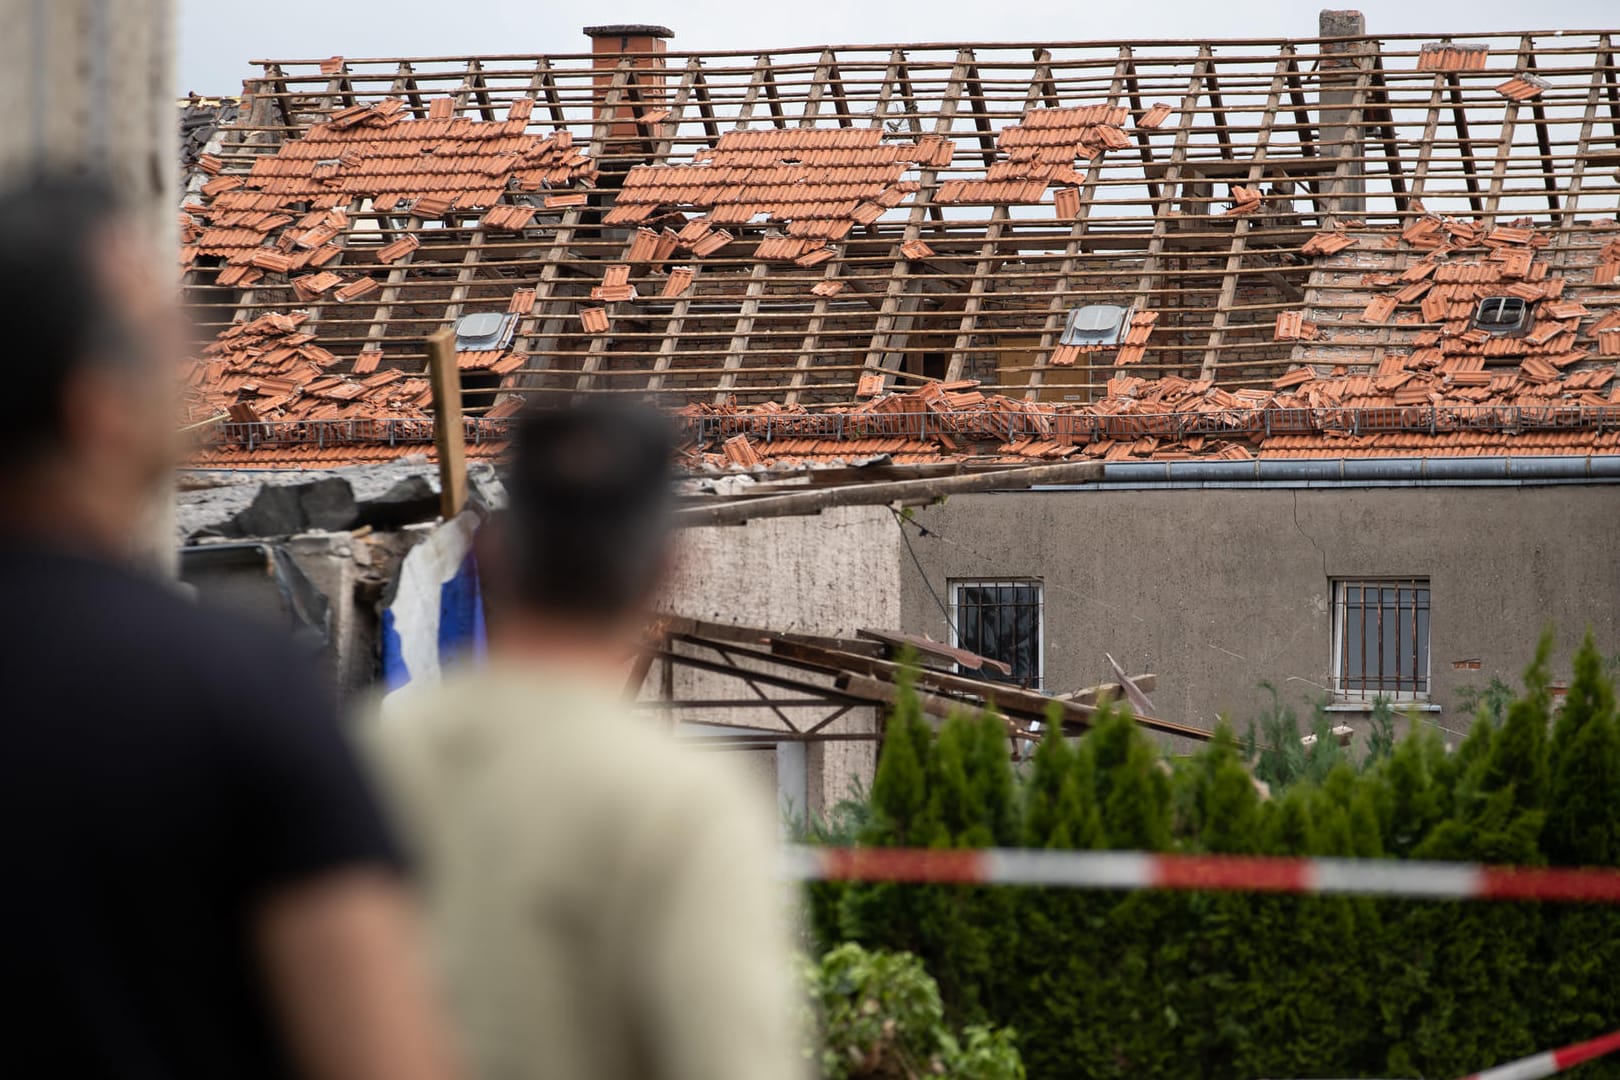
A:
660,266,695,298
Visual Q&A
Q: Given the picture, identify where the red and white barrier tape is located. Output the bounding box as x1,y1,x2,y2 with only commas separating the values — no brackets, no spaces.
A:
783,847,1620,904
1460,1028,1620,1080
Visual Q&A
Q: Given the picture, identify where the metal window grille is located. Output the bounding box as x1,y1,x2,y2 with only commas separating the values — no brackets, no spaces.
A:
950,580,1043,690
1334,579,1430,699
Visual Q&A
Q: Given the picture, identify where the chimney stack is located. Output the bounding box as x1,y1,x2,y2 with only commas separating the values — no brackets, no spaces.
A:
584,24,674,148
1318,10,1367,214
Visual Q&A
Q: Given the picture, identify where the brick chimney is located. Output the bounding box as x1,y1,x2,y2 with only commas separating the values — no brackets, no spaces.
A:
1318,9,1367,214
584,24,673,147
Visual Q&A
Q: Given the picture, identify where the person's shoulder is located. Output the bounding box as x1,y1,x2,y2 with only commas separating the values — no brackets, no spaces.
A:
3,546,303,675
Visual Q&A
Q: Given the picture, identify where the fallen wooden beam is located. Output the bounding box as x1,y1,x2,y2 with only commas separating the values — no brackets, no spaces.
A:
674,459,1105,528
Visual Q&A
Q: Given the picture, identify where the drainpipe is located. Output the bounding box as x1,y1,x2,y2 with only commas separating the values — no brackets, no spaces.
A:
1027,455,1620,489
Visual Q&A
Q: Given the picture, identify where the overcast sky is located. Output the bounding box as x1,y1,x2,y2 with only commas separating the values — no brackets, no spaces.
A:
178,0,1615,95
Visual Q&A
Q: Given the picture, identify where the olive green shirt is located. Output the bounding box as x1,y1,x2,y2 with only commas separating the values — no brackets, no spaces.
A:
368,663,801,1080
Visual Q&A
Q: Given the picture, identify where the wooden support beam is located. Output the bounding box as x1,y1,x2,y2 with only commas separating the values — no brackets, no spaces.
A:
531,57,568,129
857,50,972,389
426,327,468,519
1554,34,1610,249
675,458,1103,528
961,61,1000,167
1118,51,1212,377
1122,49,1161,203
736,55,787,129
1519,39,1562,217
872,48,924,135
647,267,701,396
712,262,774,400
1198,49,1290,380
1444,71,1485,213
389,61,427,119
1480,35,1532,229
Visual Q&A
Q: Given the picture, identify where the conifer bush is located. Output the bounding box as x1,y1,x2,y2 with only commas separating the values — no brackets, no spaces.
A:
806,630,1620,1079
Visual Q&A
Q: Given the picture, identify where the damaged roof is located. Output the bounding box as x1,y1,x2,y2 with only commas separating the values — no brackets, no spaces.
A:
181,27,1620,467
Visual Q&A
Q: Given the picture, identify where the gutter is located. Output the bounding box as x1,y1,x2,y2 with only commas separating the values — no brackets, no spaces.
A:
1028,455,1620,491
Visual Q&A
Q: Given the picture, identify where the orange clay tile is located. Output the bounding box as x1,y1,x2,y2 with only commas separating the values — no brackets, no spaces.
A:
1362,295,1398,322
660,266,694,298
626,227,660,262
1416,42,1490,72
544,192,589,209
810,279,844,297
331,277,378,302
939,104,1130,206
1300,230,1355,257
855,373,887,398
1053,186,1081,219
900,238,935,260
1496,74,1550,101
1137,103,1173,129
375,232,420,264
579,307,610,333
794,246,836,267
690,228,734,257
508,289,536,315
604,126,942,246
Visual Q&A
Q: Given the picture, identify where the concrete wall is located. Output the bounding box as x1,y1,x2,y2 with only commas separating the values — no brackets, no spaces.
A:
658,505,902,816
900,484,1620,747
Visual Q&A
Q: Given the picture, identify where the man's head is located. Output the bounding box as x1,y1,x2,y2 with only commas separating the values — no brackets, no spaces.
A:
0,174,182,543
484,401,675,646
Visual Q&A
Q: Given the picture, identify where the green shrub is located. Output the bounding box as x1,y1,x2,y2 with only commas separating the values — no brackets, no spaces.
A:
800,943,1023,1079
809,631,1620,1079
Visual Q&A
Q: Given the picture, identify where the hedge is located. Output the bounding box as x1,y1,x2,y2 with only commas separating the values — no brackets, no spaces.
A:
806,630,1620,1079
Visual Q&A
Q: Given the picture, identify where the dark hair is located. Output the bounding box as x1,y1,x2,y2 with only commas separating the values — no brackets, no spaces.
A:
0,173,131,463
497,401,675,619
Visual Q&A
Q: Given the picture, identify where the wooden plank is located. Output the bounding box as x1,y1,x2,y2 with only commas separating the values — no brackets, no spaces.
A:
1519,39,1562,217
426,327,468,518
1119,51,1214,376
714,261,773,401
1553,34,1609,249
1480,35,1531,229
858,51,972,389
1198,49,1291,380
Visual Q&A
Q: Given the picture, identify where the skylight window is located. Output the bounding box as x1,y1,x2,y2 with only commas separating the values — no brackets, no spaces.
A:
454,312,517,352
1059,304,1131,348
1472,296,1531,335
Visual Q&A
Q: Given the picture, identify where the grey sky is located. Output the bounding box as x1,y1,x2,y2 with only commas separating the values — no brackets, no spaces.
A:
179,0,1615,95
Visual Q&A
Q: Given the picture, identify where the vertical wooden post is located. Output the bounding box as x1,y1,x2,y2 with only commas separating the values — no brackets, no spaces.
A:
427,328,469,519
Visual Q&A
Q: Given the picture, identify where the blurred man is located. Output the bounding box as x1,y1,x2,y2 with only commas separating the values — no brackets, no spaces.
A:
371,404,801,1080
0,176,457,1080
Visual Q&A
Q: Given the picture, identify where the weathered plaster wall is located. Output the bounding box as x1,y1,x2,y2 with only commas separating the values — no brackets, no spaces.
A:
900,485,1620,747
659,505,902,814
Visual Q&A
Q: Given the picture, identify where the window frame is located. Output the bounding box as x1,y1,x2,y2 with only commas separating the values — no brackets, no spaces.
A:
1330,577,1431,702
947,578,1045,690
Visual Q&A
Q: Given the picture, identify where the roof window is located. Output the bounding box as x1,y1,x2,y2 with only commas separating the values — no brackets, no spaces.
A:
454,311,517,352
1060,304,1131,348
1472,296,1531,335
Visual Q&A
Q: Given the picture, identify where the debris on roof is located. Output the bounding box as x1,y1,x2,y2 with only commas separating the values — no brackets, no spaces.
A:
179,29,1620,469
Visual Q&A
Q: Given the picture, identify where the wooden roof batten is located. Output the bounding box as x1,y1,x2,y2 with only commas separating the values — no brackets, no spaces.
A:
183,26,1620,425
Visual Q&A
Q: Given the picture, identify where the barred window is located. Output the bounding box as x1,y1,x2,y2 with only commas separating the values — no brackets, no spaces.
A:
950,580,1043,689
1333,579,1430,699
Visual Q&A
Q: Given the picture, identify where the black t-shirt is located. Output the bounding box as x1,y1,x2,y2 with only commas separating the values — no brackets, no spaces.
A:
0,543,402,1078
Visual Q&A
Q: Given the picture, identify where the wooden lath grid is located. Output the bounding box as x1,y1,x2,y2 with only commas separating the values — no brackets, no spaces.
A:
184,31,1620,408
